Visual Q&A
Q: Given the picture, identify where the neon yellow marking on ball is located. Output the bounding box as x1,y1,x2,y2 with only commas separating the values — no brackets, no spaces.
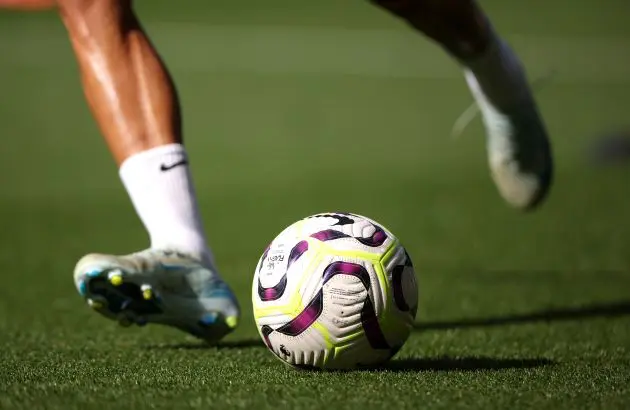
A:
323,347,331,367
312,323,333,349
318,242,381,263
333,342,355,358
336,329,365,346
373,262,389,313
380,238,401,265
374,239,400,308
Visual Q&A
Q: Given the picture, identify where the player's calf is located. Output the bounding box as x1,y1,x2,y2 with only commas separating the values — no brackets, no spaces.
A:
370,0,490,59
56,0,128,14
52,0,239,341
0,0,55,9
56,0,133,41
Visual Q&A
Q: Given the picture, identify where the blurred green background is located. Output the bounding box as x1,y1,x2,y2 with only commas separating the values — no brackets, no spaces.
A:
0,1,629,408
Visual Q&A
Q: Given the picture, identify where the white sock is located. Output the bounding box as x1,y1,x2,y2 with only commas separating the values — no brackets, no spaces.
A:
462,33,532,112
119,143,214,267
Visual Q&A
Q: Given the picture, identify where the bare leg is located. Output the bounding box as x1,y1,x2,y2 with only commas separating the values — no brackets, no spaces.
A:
57,0,239,339
57,0,180,165
56,0,216,264
0,0,55,9
1,0,239,340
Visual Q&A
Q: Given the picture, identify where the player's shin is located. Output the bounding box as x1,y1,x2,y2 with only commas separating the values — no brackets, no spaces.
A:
62,0,238,339
58,0,213,263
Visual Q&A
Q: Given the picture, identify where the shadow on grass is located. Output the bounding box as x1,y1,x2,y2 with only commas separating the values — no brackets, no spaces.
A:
380,356,555,372
414,300,630,331
144,342,555,373
293,356,556,373
144,338,265,351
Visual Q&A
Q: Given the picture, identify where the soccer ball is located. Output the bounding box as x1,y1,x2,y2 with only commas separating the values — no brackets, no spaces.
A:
252,212,418,370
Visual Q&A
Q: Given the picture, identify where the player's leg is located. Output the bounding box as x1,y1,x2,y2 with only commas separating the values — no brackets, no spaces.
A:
0,0,55,9
56,0,239,341
371,0,553,210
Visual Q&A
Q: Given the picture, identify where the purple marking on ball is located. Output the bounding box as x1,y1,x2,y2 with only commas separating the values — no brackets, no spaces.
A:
258,241,308,301
287,240,308,269
322,262,390,350
310,229,350,242
360,295,391,349
356,226,387,247
258,247,270,273
268,261,390,349
258,274,287,301
391,265,410,312
323,261,370,290
311,222,387,248
311,229,350,242
276,292,324,337
260,325,274,349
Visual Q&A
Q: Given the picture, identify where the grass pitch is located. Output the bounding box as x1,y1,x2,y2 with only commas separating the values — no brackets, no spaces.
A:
1,1,629,408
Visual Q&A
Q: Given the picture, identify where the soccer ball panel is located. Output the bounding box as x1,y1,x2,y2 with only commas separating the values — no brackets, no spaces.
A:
252,212,418,370
378,245,418,351
300,213,396,256
381,245,419,317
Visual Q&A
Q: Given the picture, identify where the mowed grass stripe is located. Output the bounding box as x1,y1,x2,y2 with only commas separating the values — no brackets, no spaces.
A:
1,21,629,83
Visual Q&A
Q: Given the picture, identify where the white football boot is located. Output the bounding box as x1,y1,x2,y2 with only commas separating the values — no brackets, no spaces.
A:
464,71,553,211
73,249,240,343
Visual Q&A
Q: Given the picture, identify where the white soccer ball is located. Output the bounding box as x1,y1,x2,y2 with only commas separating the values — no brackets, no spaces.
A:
252,212,418,370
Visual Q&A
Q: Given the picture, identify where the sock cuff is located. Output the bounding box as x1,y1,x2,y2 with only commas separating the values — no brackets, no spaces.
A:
117,142,211,262
119,143,187,175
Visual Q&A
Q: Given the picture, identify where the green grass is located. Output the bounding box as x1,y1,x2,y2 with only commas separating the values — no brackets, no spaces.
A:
1,1,630,408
